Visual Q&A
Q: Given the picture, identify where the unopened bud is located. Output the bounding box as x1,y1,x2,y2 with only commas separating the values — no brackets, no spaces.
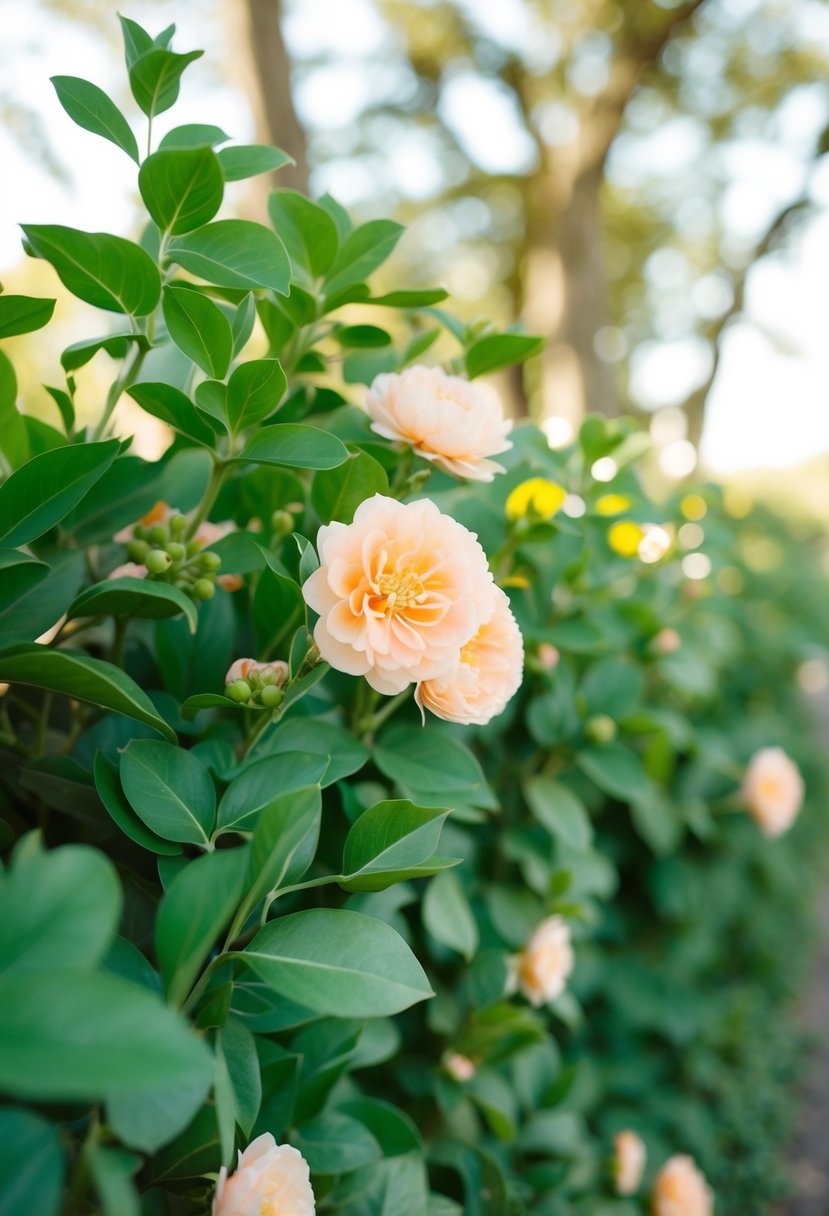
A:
227,679,251,703
586,714,617,744
167,542,187,562
271,509,294,539
169,514,188,535
260,684,283,709
199,551,222,573
194,578,215,600
149,524,169,545
126,539,150,562
146,548,173,574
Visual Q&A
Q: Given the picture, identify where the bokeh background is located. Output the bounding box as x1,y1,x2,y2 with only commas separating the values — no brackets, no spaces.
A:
3,0,829,505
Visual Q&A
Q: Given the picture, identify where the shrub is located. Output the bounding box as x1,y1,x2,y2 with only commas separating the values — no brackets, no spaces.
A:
0,17,825,1216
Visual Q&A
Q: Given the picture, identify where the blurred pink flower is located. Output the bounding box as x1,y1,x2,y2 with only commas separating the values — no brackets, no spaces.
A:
652,1154,712,1216
614,1130,646,1195
741,746,804,837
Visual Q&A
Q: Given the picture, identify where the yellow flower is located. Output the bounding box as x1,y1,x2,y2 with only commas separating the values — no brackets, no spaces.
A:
608,521,645,557
595,493,631,516
505,478,566,522
680,493,707,521
501,575,530,589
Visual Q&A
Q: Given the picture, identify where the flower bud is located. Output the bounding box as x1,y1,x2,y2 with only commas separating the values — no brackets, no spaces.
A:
199,551,222,573
271,509,294,538
132,524,148,542
167,542,187,562
538,643,560,671
149,523,169,545
169,513,188,535
187,538,204,557
586,714,617,744
146,548,173,574
194,578,215,600
126,539,150,562
227,679,252,703
260,683,284,709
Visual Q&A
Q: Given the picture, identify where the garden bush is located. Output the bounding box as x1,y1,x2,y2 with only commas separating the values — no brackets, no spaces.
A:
1,18,826,1216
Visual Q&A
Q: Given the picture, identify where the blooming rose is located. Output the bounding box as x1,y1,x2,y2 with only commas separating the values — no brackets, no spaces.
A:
741,746,804,837
302,494,495,695
366,366,512,482
107,563,147,580
652,1155,712,1216
114,500,177,544
416,586,523,726
225,659,289,687
614,1130,646,1196
514,916,574,1006
212,1134,314,1216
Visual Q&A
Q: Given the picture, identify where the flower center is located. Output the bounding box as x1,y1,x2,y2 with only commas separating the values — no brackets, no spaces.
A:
374,568,426,612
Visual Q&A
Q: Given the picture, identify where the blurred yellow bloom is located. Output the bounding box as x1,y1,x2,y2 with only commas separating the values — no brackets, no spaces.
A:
506,478,566,522
501,575,530,589
680,493,707,521
595,493,631,516
608,521,645,557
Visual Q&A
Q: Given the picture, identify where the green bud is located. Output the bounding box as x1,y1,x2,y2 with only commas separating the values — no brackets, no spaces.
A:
271,509,294,539
187,538,203,557
133,524,148,542
167,541,187,562
199,551,222,572
227,679,251,703
149,524,169,546
146,548,173,575
174,578,191,591
169,514,188,535
126,539,150,562
194,578,215,600
586,714,617,744
260,684,283,709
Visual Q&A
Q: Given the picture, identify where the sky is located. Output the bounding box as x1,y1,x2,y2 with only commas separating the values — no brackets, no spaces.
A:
2,0,829,475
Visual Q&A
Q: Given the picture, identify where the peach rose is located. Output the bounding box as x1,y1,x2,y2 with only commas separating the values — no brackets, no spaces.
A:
741,747,804,837
194,519,236,547
652,1155,712,1216
653,627,681,655
366,365,512,482
514,916,574,1006
225,659,289,687
444,1052,476,1082
114,500,177,544
107,562,147,580
537,643,560,671
614,1130,646,1196
416,586,523,726
302,494,495,695
212,1134,314,1216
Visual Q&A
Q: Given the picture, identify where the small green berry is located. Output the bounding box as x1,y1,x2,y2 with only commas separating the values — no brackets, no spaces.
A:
271,509,294,538
169,514,188,535
186,538,203,557
146,548,173,574
133,524,148,542
149,524,169,545
126,539,149,562
227,679,252,703
586,714,617,744
199,551,222,573
260,684,284,709
194,578,215,600
167,541,187,562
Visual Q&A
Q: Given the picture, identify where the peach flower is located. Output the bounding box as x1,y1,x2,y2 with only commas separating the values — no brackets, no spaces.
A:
217,573,244,592
741,747,804,837
107,563,147,580
416,586,523,726
537,643,560,671
366,366,512,482
195,519,236,547
302,494,495,695
514,916,574,1006
652,1155,712,1216
444,1052,476,1082
614,1130,646,1196
212,1134,314,1216
114,500,177,544
653,627,681,655
225,659,289,687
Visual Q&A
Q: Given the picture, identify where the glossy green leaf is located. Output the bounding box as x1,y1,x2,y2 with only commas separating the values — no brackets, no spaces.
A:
0,551,48,616
0,438,118,546
119,15,153,67
60,331,149,373
0,294,56,338
51,75,139,162
0,644,175,741
217,754,328,834
0,1109,64,1216
295,1112,380,1175
0,970,212,1100
140,147,224,235
129,48,203,118
268,190,339,278
577,744,653,802
252,566,304,658
423,870,479,961
168,220,291,294
366,288,449,308
340,800,451,892
155,848,249,1006
106,1078,209,1154
21,225,161,316
220,144,293,181
226,358,287,432
323,219,404,298
69,577,198,633
465,333,544,379
310,449,388,525
215,1019,261,1139
127,381,216,446
120,740,215,845
162,284,233,376
88,1145,140,1216
375,726,496,810
245,909,433,1017
159,123,230,150
240,424,348,470
245,785,323,911
251,718,368,784
94,754,182,856
524,776,593,850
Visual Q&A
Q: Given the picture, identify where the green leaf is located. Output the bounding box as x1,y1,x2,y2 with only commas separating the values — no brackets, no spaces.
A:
268,190,339,278
127,381,216,447
581,657,644,721
323,219,404,299
155,848,248,1006
168,220,291,294
295,1113,380,1175
120,739,215,845
423,870,479,960
217,753,329,834
159,123,230,150
375,726,496,810
22,225,161,316
0,438,118,546
252,718,368,784
465,333,543,379
94,753,182,856
60,331,149,373
0,644,175,741
0,294,56,338
252,567,305,659
311,449,388,524
0,351,28,469
69,577,199,633
88,1145,140,1216
215,1019,261,1139
523,777,593,851
0,970,212,1100
226,358,287,432
219,145,293,181
577,744,653,802
162,284,233,377
51,75,139,162
0,1109,64,1216
340,800,452,892
106,1079,208,1154
366,289,449,308
0,550,48,616
129,48,203,119
139,148,224,235
240,423,348,470
245,909,433,1017
0,843,121,976
245,786,323,911
334,324,391,348
0,553,84,645
119,15,153,68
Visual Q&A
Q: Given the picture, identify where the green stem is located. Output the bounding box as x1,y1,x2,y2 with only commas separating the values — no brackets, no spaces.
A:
34,692,52,756
65,1114,101,1216
186,460,230,540
180,952,232,1016
91,342,148,441
359,688,411,738
238,708,276,761
110,617,127,667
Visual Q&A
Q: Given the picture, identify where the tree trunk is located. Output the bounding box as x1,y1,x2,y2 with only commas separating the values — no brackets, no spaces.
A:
242,0,310,194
